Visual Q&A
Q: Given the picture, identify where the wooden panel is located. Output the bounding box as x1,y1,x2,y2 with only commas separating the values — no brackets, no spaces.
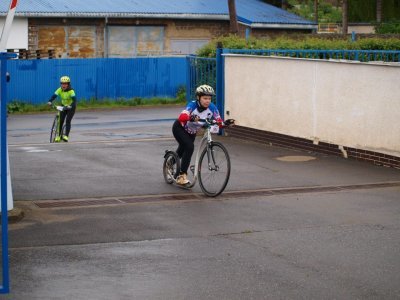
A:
37,25,96,58
68,26,96,58
37,26,66,58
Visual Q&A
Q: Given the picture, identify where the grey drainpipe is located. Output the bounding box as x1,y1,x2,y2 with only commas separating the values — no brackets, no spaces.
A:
104,17,108,58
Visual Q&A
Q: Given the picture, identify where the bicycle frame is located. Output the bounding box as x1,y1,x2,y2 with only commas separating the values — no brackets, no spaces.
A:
50,105,65,142
185,125,214,188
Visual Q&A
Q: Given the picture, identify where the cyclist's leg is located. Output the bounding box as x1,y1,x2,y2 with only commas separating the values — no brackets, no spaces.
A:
64,105,76,137
54,111,67,142
172,120,195,179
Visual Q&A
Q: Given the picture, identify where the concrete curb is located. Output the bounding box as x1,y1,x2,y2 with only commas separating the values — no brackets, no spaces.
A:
0,207,25,223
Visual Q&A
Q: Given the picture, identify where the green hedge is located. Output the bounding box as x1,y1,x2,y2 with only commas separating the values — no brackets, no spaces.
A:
197,35,400,57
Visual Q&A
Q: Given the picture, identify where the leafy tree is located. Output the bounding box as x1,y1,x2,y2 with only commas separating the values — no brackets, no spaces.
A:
287,0,341,22
269,0,400,24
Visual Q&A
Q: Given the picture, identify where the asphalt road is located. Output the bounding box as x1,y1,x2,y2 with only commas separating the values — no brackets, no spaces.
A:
3,106,400,299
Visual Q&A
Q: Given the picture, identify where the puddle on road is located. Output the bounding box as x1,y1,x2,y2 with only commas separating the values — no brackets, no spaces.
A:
18,147,62,153
275,155,316,162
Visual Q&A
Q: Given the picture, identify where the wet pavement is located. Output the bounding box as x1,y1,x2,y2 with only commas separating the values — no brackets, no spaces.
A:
2,106,400,299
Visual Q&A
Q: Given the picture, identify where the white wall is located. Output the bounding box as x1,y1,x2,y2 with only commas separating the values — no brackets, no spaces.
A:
347,24,375,34
0,17,28,49
224,55,400,157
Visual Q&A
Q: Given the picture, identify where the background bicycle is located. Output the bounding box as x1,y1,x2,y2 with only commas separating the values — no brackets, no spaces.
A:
163,118,231,197
50,105,70,143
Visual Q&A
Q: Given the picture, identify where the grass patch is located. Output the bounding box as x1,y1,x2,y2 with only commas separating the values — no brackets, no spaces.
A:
7,89,187,114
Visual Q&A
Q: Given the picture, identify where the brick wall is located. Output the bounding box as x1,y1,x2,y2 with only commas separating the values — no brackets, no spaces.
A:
226,126,400,169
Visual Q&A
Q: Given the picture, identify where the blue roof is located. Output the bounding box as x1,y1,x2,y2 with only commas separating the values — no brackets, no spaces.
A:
0,0,315,27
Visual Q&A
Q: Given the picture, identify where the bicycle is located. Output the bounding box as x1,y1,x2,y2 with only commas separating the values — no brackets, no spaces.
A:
50,104,70,143
163,118,231,197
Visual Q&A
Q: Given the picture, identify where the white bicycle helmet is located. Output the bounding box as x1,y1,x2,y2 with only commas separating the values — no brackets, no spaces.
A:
195,84,215,97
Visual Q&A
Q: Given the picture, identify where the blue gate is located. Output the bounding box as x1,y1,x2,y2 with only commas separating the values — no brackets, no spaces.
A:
0,52,16,294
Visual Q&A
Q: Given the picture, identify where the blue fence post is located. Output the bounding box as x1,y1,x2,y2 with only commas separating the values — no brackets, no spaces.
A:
351,31,356,42
0,51,16,295
186,55,193,103
245,28,250,41
216,44,224,120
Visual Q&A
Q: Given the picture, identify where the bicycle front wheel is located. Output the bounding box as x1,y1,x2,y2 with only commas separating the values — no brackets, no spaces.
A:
50,116,58,143
198,142,231,197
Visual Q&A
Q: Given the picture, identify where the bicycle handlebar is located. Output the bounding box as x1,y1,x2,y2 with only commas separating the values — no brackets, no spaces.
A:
51,104,71,112
197,118,223,128
197,118,235,128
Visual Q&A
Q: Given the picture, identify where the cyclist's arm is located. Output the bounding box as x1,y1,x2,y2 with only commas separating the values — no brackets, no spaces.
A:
48,94,57,105
178,101,196,123
210,103,223,126
70,95,77,108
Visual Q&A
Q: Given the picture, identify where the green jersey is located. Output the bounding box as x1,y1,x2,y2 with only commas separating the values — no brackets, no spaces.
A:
54,87,76,106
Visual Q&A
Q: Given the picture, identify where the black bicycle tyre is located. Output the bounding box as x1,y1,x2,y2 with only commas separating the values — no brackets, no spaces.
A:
163,151,180,184
50,116,58,143
198,142,231,197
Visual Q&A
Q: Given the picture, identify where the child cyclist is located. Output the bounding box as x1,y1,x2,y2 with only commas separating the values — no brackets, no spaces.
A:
47,76,77,142
172,84,234,185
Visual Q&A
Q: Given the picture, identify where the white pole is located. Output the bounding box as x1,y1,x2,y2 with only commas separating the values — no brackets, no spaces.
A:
0,0,18,212
0,0,18,51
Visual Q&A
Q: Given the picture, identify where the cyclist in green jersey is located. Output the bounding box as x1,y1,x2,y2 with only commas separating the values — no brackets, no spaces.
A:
47,76,77,142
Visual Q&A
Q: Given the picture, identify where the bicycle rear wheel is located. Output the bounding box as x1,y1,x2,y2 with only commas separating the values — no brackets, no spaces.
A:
198,142,231,197
50,116,58,143
163,151,180,184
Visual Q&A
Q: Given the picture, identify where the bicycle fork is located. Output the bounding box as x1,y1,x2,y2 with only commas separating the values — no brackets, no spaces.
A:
206,143,219,171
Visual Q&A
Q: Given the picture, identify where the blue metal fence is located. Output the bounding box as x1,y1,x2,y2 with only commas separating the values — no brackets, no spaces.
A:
7,57,187,104
186,55,217,102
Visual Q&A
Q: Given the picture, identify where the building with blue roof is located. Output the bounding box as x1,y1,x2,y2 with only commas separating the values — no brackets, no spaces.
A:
0,0,316,58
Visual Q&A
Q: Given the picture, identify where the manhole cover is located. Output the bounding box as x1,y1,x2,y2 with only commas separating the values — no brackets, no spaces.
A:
276,155,316,162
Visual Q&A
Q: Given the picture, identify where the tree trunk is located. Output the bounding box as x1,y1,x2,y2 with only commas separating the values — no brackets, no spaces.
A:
341,0,348,35
282,0,288,10
314,0,318,24
376,0,382,23
228,0,239,34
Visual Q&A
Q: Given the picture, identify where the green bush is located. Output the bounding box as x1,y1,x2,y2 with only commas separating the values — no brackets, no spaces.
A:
7,101,26,113
176,85,186,103
375,20,400,34
196,35,400,57
7,101,49,113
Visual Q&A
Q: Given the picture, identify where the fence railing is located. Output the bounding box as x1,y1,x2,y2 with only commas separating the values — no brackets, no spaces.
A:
186,55,217,102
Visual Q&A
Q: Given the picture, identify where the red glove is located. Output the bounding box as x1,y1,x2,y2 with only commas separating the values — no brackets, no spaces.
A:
178,112,190,123
216,117,224,128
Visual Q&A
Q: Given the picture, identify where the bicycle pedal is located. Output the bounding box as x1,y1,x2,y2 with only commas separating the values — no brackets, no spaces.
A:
176,183,192,190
